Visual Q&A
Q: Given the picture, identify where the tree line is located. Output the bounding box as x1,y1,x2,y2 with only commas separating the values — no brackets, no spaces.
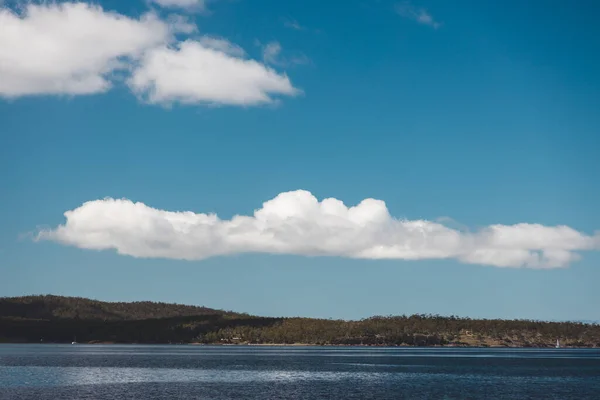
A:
1,295,598,347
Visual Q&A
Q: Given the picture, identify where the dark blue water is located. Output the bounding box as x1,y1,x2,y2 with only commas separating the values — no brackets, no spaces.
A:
1,345,599,399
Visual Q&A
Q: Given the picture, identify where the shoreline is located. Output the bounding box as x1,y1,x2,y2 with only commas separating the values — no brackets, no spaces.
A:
2,341,595,348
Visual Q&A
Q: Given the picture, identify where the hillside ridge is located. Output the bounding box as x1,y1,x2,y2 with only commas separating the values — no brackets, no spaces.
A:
1,295,599,347
0,294,239,321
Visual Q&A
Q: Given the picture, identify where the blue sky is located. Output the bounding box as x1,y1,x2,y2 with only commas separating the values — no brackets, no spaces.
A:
1,0,599,321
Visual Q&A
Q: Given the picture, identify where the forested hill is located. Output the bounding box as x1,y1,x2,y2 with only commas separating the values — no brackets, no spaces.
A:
1,295,599,347
0,295,239,321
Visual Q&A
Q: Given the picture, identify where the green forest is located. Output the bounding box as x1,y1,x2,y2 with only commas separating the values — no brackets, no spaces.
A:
1,295,599,347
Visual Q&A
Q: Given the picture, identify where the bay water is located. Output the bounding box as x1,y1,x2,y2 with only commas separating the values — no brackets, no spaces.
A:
1,344,599,399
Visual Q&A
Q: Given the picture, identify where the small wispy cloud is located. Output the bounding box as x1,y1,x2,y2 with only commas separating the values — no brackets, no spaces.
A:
199,35,246,57
283,18,306,31
281,17,320,34
258,41,311,67
150,0,208,13
262,41,282,65
395,2,441,29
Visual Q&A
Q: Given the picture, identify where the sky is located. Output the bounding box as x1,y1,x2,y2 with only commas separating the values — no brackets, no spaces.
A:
1,0,599,321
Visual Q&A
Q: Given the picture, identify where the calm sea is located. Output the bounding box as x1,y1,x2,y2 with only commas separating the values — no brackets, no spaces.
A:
1,344,599,399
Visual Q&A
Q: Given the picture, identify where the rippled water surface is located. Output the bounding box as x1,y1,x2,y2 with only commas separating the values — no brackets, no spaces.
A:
1,345,599,399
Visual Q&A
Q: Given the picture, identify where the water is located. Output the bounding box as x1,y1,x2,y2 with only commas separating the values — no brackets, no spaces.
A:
1,345,599,399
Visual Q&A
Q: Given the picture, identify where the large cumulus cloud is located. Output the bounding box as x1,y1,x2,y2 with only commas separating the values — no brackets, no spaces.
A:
37,190,600,268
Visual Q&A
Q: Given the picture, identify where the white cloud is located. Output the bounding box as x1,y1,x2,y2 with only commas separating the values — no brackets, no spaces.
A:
150,0,207,12
0,2,299,106
37,190,600,268
395,2,441,29
128,39,299,106
0,2,172,97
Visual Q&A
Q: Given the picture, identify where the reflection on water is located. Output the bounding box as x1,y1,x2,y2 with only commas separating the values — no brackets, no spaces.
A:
1,366,395,387
1,345,599,399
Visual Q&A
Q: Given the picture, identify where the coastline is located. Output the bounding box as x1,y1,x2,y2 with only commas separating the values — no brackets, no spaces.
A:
2,341,594,348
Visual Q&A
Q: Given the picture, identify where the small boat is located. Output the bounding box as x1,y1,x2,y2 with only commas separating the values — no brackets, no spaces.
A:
555,339,560,349
72,336,77,345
